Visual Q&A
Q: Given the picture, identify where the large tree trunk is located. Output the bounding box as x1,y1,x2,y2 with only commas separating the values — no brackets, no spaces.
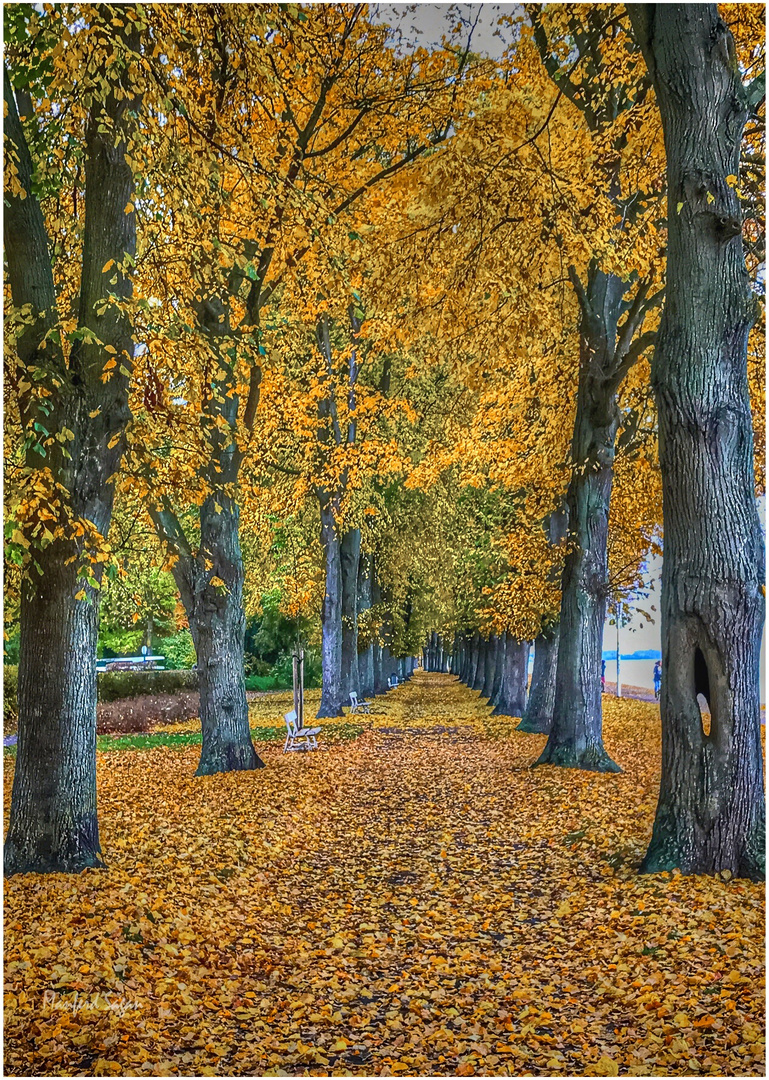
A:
519,625,560,734
493,638,529,718
460,634,471,683
382,647,394,686
524,19,662,772
340,527,361,700
4,36,139,875
469,633,483,690
318,494,345,717
629,4,765,879
372,643,385,695
536,269,625,773
357,553,375,698
154,496,263,776
5,549,103,874
359,641,374,697
481,634,496,698
187,498,262,775
489,632,506,708
520,508,567,733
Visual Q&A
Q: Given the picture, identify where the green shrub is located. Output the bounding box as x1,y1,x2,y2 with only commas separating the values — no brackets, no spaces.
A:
159,630,196,670
4,664,18,732
97,668,199,702
4,631,20,664
271,649,322,689
244,655,271,678
97,628,144,659
245,673,283,692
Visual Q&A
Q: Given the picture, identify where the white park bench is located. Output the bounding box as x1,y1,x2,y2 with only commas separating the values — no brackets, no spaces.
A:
387,674,399,690
283,710,322,753
349,691,371,714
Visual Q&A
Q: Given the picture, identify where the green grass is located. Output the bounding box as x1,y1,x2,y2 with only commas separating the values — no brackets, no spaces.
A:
244,674,286,692
4,721,365,757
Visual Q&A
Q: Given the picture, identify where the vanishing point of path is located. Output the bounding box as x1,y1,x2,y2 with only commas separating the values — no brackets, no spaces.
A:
4,674,764,1077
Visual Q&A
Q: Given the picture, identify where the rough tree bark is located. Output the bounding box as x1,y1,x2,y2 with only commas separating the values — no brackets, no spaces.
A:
628,4,765,879
150,287,262,774
4,31,139,875
520,508,567,733
492,638,529,718
489,632,506,708
373,643,384,694
424,631,434,671
528,8,661,772
481,634,497,698
470,633,484,691
466,633,477,683
315,309,362,716
357,552,375,697
153,493,263,775
519,625,559,734
317,493,346,717
459,634,471,682
340,527,361,699
535,262,660,772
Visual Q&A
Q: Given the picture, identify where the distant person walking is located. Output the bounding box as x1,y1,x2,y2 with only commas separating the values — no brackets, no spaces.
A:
653,660,662,700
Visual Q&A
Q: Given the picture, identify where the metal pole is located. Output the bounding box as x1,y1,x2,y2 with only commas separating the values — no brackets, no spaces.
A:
616,605,622,698
298,646,304,729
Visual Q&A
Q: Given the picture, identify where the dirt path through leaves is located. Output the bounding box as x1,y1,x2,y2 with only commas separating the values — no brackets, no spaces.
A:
4,673,764,1076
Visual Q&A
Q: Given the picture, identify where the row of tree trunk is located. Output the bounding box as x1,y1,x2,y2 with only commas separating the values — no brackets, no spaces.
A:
422,631,533,720
318,534,415,716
